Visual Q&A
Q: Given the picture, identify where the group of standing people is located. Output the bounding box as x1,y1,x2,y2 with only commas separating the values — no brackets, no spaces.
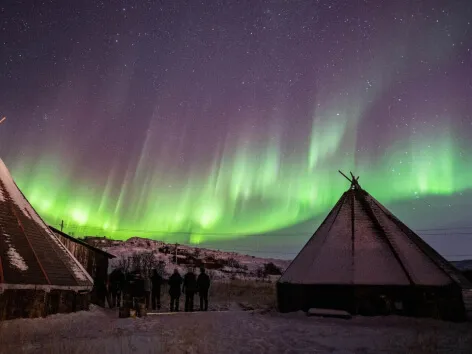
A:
99,266,211,313
168,267,211,312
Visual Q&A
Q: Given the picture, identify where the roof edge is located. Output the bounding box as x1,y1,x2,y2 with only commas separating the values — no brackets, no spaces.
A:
49,226,116,259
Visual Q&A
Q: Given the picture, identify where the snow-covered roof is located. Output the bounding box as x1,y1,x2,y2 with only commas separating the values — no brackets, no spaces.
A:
0,159,93,292
279,183,472,288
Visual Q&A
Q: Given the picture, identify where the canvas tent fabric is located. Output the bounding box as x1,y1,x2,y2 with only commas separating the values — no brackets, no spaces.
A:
279,182,471,288
277,179,472,320
0,159,93,293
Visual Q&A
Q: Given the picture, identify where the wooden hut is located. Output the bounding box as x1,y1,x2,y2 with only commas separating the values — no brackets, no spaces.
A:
277,172,472,321
50,227,115,284
51,227,115,308
0,159,93,320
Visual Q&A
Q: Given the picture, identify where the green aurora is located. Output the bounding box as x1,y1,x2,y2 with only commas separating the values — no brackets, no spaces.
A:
2,2,471,245
7,125,472,244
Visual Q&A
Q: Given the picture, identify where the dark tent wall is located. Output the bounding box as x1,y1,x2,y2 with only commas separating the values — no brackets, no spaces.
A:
277,283,468,321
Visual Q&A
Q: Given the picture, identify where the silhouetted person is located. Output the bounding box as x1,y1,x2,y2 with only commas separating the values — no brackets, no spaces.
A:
151,269,162,310
197,267,211,311
109,268,125,308
118,270,127,306
144,272,152,309
127,271,145,309
168,269,183,311
93,276,107,307
183,268,197,312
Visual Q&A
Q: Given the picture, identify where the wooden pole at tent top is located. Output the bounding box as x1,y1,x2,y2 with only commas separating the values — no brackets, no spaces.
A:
338,170,360,189
0,117,6,125
338,170,352,183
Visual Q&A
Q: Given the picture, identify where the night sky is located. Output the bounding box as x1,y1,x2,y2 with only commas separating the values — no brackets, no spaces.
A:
1,1,472,259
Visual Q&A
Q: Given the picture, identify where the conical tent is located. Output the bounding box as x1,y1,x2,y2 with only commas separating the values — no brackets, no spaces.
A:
0,159,92,318
277,173,472,320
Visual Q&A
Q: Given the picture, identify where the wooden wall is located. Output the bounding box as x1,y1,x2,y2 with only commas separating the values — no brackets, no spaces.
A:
0,289,89,320
55,233,109,281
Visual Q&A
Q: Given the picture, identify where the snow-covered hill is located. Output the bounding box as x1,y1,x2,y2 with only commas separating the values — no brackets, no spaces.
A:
452,260,472,271
84,236,291,281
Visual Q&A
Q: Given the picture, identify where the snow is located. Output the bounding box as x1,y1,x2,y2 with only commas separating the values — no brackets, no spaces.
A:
70,263,88,281
3,233,28,271
48,230,90,282
0,305,471,354
307,308,352,319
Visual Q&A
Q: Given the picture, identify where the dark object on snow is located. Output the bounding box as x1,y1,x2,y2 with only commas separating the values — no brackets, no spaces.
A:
119,306,130,318
277,171,472,322
168,269,183,311
197,268,211,311
137,302,147,317
307,308,352,319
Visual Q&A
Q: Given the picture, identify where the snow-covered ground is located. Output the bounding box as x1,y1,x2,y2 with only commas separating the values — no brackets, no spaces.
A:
0,305,470,354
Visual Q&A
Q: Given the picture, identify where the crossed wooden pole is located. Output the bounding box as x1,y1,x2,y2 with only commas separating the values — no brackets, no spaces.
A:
339,170,360,189
0,117,6,125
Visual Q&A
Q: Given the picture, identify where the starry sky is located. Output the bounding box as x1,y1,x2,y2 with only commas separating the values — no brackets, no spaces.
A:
1,0,472,259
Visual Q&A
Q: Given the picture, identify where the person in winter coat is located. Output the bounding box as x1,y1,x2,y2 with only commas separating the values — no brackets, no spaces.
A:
93,276,107,308
182,268,197,312
109,268,125,308
168,269,183,311
197,267,211,311
151,269,162,310
143,273,152,309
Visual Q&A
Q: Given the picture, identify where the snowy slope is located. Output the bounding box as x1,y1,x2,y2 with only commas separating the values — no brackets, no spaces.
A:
85,236,291,280
452,260,472,271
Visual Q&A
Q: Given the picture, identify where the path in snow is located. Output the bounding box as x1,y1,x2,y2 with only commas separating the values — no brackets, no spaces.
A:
0,306,470,354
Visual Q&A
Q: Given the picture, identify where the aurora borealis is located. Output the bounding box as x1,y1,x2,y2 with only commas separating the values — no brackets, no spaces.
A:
1,1,472,257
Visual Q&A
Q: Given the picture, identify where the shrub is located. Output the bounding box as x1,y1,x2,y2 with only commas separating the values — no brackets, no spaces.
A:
263,262,282,276
226,257,242,269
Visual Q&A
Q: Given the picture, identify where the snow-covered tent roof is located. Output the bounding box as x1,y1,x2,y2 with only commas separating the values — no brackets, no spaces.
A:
0,159,93,292
279,176,472,288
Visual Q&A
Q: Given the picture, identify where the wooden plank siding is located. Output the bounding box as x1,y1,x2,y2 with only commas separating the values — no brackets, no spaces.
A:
0,289,89,320
51,228,115,282
54,234,97,277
